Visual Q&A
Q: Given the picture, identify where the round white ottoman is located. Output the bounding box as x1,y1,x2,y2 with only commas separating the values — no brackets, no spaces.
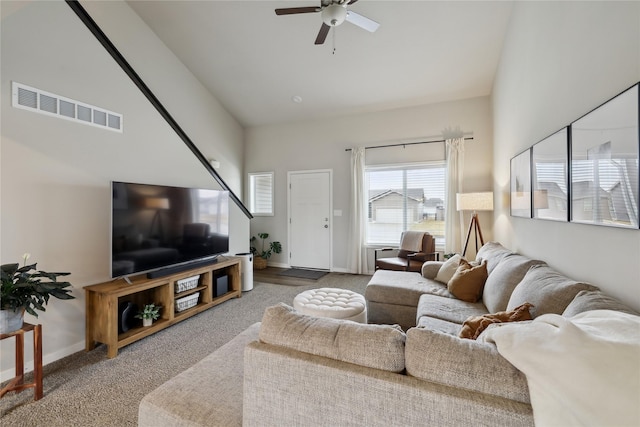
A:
293,288,367,323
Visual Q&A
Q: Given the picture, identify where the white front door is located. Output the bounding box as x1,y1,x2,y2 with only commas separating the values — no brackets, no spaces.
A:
288,170,332,270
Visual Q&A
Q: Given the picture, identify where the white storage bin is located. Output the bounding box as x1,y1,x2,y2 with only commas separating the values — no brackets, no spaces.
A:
175,275,200,293
175,292,199,312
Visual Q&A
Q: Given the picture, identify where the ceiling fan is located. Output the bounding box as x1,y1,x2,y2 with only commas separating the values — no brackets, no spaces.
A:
275,0,380,45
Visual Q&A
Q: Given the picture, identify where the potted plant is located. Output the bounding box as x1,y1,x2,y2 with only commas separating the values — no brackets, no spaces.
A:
250,233,282,270
1,253,75,334
135,303,161,327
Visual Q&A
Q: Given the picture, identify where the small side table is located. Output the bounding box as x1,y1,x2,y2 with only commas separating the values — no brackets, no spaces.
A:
0,322,43,401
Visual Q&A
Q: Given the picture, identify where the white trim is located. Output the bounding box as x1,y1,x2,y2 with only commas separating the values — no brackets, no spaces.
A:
11,82,123,133
247,171,274,216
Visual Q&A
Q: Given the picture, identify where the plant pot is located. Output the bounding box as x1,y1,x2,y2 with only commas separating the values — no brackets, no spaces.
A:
253,256,267,270
0,308,25,334
142,318,153,327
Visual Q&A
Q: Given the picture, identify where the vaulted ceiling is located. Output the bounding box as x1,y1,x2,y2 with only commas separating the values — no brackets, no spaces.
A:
127,1,513,128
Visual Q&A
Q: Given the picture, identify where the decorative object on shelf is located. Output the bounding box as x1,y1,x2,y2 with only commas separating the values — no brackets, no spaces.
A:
250,233,282,270
570,83,639,228
510,149,532,218
1,253,74,334
118,301,138,334
175,275,200,293
532,128,569,221
175,293,199,312
135,303,161,327
456,192,494,257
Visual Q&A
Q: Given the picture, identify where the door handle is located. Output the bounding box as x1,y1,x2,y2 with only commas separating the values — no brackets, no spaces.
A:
324,225,329,228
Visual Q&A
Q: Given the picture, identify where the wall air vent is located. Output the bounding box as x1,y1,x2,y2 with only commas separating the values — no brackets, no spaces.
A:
11,82,123,133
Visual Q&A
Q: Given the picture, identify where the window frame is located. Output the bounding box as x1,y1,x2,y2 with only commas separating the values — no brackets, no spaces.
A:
365,161,446,247
248,171,274,216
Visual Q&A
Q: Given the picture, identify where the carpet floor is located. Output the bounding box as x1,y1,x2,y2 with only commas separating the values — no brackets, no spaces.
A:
0,273,371,426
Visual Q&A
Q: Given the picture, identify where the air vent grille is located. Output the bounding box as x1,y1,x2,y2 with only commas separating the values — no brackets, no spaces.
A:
12,82,123,132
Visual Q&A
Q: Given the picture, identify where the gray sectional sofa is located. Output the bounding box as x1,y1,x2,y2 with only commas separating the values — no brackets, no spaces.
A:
139,242,637,426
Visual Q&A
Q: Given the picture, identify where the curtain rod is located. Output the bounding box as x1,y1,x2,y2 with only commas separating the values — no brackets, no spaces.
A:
344,137,473,152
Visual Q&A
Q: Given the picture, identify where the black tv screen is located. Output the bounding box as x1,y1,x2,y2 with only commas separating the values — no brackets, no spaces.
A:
110,181,230,278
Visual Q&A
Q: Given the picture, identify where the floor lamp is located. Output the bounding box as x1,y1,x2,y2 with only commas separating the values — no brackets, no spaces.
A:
144,197,170,242
456,192,494,257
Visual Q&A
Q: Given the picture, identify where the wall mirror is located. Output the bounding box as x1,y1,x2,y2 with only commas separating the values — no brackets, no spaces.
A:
532,128,569,221
510,148,532,218
570,84,639,228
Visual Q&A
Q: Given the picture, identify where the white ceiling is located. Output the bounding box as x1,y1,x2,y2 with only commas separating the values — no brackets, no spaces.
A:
127,1,513,128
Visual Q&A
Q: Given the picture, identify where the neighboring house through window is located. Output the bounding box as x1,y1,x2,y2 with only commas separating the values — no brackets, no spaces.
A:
365,162,446,247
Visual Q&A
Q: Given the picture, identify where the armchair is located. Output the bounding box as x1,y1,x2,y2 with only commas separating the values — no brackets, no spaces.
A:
375,231,439,272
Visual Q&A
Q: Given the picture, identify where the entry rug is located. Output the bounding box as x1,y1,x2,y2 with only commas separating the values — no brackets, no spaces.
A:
278,268,329,280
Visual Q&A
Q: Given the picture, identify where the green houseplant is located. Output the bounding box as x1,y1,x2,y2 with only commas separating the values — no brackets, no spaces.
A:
135,303,161,327
1,253,75,333
250,233,282,270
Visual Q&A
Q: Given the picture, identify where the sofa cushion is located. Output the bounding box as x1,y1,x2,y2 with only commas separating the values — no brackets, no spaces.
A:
417,293,488,325
416,316,462,335
405,327,530,404
448,259,488,303
482,254,545,313
366,270,452,308
563,290,639,318
507,265,599,317
259,303,406,372
475,241,513,275
434,254,462,283
459,303,534,340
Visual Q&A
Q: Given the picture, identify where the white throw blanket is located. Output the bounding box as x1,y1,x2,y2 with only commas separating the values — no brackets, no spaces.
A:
480,310,640,427
400,231,424,252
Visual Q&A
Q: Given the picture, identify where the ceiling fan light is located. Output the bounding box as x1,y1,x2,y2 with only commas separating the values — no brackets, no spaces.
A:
322,4,347,27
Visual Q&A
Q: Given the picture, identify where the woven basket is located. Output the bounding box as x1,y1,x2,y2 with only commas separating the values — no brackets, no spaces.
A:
254,256,267,270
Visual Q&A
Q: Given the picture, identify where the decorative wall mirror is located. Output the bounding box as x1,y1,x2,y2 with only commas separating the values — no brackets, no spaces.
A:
570,84,639,228
532,128,569,221
510,148,532,218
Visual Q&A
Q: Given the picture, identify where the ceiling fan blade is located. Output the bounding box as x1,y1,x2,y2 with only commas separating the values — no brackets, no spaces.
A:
314,23,331,45
345,10,380,32
275,7,320,16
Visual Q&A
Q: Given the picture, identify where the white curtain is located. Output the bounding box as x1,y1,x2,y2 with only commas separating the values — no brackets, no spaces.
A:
346,147,367,274
445,138,465,255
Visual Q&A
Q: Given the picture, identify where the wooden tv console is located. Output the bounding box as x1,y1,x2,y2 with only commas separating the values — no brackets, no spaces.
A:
85,257,241,358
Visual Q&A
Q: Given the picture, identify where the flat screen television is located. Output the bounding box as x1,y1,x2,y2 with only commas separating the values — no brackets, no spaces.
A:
110,181,230,278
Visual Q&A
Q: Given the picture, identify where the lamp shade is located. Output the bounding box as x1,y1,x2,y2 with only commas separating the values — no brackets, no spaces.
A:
322,4,347,26
143,197,170,210
533,190,549,209
456,192,494,212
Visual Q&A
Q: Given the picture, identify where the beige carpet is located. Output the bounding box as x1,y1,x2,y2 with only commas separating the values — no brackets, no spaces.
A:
0,273,371,426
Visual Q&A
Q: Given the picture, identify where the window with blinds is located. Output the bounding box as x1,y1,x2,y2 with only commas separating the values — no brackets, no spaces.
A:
365,162,446,246
248,172,274,216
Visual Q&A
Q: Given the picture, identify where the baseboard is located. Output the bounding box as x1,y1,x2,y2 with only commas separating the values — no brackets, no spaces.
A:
267,262,347,273
0,340,85,383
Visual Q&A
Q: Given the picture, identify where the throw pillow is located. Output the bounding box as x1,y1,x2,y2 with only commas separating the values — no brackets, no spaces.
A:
507,264,599,317
459,302,534,340
435,254,462,283
447,258,488,302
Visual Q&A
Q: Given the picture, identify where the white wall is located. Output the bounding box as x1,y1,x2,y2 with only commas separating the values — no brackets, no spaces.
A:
246,96,494,272
1,1,247,379
492,1,640,310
